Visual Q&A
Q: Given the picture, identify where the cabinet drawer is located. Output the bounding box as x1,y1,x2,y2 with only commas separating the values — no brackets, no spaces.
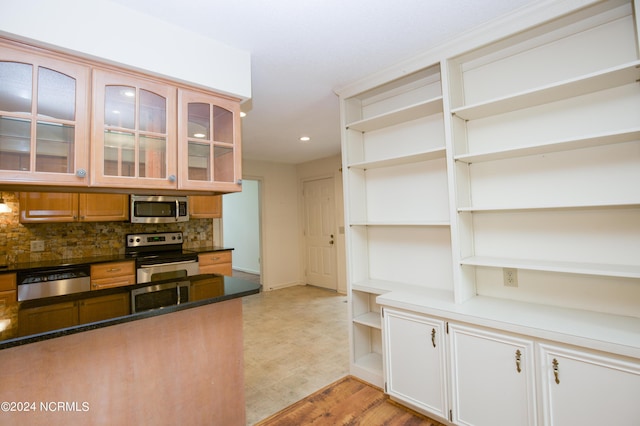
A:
199,251,232,266
200,263,232,276
91,276,136,290
91,261,135,279
0,273,16,292
91,261,135,290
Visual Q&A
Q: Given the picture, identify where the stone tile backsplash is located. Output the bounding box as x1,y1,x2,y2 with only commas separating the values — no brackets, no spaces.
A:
0,192,216,266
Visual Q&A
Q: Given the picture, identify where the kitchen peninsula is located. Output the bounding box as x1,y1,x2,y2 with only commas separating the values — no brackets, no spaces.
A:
0,274,260,425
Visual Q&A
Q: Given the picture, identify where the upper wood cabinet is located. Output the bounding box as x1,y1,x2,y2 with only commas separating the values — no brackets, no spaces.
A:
91,68,178,190
0,41,90,187
178,89,242,193
189,195,222,218
0,38,242,195
19,192,129,223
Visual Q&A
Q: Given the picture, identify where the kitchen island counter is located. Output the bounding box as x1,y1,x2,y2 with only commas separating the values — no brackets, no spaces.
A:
1,274,260,349
0,274,258,425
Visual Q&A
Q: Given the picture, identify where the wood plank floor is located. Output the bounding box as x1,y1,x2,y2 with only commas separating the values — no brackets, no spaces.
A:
255,375,446,426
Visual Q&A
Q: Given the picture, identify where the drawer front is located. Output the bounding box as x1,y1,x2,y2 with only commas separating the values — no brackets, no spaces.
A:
91,275,136,290
0,273,16,292
199,251,232,267
91,261,135,279
200,263,232,276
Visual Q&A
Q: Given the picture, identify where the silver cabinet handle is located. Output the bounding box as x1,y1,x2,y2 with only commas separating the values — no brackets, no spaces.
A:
431,328,436,348
515,349,522,373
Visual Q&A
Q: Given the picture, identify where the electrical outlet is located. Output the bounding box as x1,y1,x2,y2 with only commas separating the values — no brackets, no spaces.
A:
31,240,45,252
503,268,518,287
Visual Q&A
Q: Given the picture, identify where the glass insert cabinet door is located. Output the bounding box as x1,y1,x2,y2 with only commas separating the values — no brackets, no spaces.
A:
0,44,90,185
92,69,177,190
178,89,242,192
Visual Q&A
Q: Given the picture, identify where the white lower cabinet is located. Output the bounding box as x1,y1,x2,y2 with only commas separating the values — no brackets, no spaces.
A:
448,324,537,426
538,343,640,426
383,308,448,419
383,307,640,426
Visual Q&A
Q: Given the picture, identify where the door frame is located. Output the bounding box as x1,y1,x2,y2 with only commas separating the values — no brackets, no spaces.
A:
223,175,264,280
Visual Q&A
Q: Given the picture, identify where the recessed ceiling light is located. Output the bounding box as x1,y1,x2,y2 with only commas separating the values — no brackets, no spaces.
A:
299,136,311,142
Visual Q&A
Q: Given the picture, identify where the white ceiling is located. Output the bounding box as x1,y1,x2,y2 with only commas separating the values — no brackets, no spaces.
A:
109,0,539,164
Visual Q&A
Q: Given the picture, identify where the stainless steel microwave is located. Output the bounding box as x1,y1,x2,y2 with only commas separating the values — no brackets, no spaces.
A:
130,195,189,223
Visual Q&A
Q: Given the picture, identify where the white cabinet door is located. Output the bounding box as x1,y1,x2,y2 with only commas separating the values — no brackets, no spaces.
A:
383,308,448,419
449,324,537,426
538,343,640,426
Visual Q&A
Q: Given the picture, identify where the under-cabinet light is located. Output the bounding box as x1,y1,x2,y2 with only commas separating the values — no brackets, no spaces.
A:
0,193,11,213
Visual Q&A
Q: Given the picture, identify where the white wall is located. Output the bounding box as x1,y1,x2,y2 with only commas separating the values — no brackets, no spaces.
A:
0,0,251,99
243,160,302,290
222,180,260,274
296,155,347,293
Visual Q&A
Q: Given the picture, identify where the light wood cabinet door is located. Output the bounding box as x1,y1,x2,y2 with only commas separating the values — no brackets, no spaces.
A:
383,309,448,420
19,192,128,223
191,275,225,301
90,261,136,290
0,41,90,187
78,292,130,324
539,343,640,426
91,68,177,190
0,273,16,292
177,89,242,192
189,195,222,218
18,301,78,336
449,323,537,426
199,251,232,276
79,194,129,222
19,192,78,222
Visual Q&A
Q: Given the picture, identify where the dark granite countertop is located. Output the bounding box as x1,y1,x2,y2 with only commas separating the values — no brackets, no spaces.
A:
0,274,260,350
0,247,234,274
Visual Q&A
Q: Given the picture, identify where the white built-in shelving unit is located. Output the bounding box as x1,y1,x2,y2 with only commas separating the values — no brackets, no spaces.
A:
338,0,640,399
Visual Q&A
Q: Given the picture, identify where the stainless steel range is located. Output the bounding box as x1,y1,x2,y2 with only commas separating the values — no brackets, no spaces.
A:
125,231,199,284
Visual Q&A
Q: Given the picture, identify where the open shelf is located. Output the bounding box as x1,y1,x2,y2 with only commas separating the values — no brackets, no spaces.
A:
460,256,640,279
457,201,640,213
354,352,383,374
348,147,446,170
455,128,640,164
346,97,443,132
349,220,450,227
353,312,382,329
451,61,640,121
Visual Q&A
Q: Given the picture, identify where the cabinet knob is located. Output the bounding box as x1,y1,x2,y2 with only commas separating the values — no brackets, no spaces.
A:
168,174,177,182
76,168,87,178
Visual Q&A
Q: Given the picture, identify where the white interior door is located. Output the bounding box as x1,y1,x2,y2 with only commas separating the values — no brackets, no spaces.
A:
303,177,337,290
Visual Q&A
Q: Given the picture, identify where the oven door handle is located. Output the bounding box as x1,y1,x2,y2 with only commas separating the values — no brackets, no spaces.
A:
139,260,197,268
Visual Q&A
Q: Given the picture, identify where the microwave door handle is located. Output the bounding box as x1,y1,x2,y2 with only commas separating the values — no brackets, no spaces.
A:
139,260,197,268
175,200,179,221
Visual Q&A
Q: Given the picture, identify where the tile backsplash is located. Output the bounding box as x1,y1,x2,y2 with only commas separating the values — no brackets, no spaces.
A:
0,192,219,265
